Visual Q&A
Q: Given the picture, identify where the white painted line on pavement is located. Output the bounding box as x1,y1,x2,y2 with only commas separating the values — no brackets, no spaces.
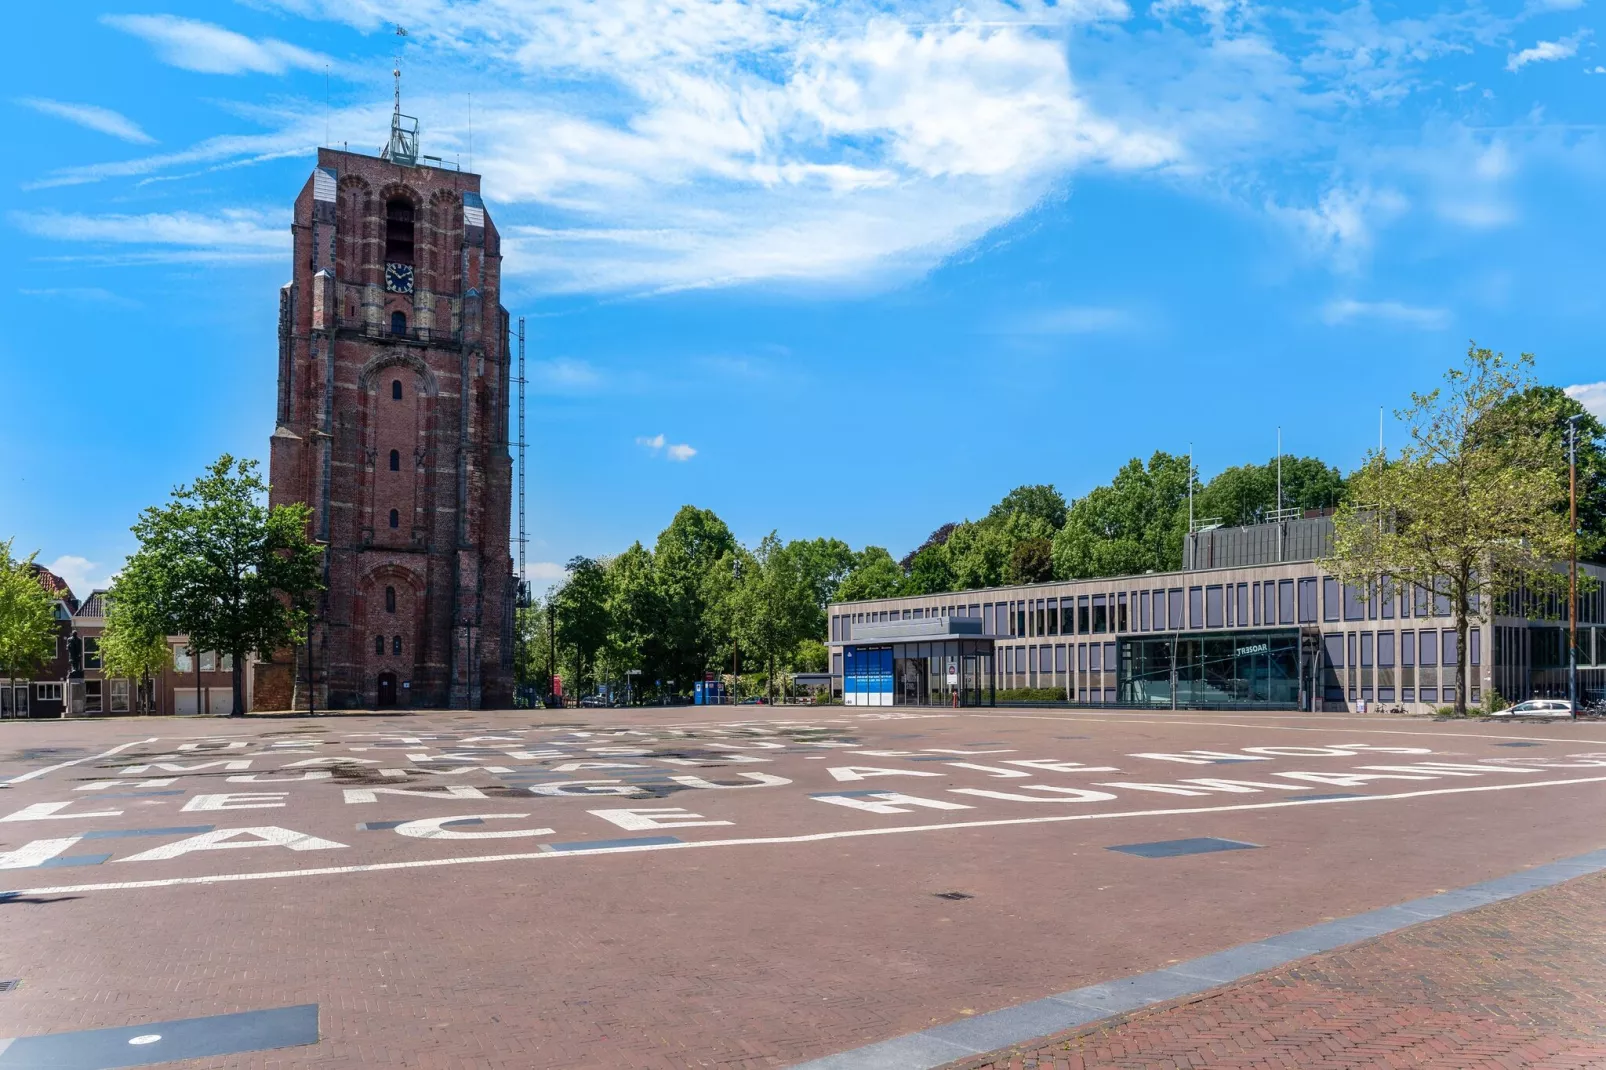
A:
1,738,159,786
7,771,1606,895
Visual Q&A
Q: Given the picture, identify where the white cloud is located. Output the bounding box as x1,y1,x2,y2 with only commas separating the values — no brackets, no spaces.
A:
1320,298,1451,329
43,555,115,600
522,561,569,584
9,208,288,263
1009,305,1133,334
18,98,154,143
532,358,603,394
636,434,696,460
103,14,336,76
1507,34,1584,72
1269,185,1409,270
20,287,142,308
1565,382,1606,421
32,0,1589,291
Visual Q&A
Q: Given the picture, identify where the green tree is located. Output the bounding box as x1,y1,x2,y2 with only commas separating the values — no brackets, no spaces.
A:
732,534,815,701
654,506,737,696
1325,345,1573,715
1053,452,1193,579
1494,385,1606,564
604,542,665,700
906,543,956,594
99,592,171,714
554,556,611,696
1197,456,1345,526
945,520,1012,590
988,484,1068,530
1009,537,1055,584
119,456,322,716
0,540,60,701
835,546,906,602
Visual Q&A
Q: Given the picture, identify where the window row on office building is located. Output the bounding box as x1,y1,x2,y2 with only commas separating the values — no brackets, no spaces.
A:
826,520,1606,711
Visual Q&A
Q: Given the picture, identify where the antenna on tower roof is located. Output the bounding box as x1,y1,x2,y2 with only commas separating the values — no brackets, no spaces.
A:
381,25,419,166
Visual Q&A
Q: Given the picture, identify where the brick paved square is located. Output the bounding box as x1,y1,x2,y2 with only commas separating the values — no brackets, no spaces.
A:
2,708,1605,1068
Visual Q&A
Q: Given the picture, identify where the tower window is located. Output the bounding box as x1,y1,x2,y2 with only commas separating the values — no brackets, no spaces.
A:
390,311,407,336
392,635,403,655
389,449,400,472
389,508,400,529
385,586,396,613
375,634,385,655
384,198,415,264
392,379,402,400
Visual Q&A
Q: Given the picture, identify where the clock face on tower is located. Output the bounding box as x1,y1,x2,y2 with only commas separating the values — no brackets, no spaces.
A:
385,261,415,294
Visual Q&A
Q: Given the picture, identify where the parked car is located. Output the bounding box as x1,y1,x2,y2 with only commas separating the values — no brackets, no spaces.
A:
737,696,768,705
579,694,609,708
1490,698,1575,718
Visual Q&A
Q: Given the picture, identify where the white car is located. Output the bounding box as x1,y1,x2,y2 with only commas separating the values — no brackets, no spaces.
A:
1490,699,1576,718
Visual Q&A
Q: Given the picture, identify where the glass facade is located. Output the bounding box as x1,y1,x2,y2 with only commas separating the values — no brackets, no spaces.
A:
843,641,995,706
1119,628,1302,709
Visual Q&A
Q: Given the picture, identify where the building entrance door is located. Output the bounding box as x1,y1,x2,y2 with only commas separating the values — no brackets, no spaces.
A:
376,672,398,707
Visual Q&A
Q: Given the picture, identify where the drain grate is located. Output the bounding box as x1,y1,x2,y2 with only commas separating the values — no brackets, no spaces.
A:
0,980,20,992
932,891,973,901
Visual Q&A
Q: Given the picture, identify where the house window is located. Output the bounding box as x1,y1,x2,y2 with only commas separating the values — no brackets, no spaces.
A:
392,379,403,400
392,635,403,655
389,508,400,529
200,651,217,672
174,647,193,673
375,634,385,655
390,449,401,471
385,586,397,613
110,679,131,713
84,680,102,713
36,682,64,702
84,637,101,669
391,310,407,336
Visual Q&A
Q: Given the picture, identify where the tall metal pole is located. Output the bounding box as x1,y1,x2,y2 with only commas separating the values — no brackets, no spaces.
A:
1568,414,1581,711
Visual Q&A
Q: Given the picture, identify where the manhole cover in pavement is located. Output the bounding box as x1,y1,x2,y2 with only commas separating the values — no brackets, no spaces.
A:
933,891,973,901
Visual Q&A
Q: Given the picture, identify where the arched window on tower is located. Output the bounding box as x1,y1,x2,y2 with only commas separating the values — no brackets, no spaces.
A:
385,586,396,613
385,198,415,265
392,379,403,400
375,634,385,656
392,635,402,655
390,311,407,336
389,449,400,472
389,509,400,529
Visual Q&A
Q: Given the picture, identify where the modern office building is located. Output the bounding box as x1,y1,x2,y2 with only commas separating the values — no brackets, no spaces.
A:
827,516,1605,711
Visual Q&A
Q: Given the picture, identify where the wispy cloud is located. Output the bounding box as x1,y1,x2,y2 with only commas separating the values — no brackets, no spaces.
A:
19,287,142,309
522,561,569,585
28,0,1595,292
9,208,288,263
532,357,604,394
1565,382,1606,422
43,555,116,600
18,98,154,143
1007,305,1133,335
1320,298,1451,329
1507,34,1585,72
637,434,696,461
103,14,336,76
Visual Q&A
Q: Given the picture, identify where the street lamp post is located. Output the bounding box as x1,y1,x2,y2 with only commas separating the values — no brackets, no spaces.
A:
1567,414,1581,713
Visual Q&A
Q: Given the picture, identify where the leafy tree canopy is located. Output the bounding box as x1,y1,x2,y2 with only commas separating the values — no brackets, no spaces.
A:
0,540,60,684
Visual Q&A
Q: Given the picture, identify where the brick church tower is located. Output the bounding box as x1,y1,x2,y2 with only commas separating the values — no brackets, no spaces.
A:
268,97,515,709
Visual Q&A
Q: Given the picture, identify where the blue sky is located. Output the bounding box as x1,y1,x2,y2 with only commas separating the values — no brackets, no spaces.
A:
3,0,1605,599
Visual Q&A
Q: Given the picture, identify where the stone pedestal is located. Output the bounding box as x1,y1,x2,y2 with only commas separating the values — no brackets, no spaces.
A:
66,678,86,718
